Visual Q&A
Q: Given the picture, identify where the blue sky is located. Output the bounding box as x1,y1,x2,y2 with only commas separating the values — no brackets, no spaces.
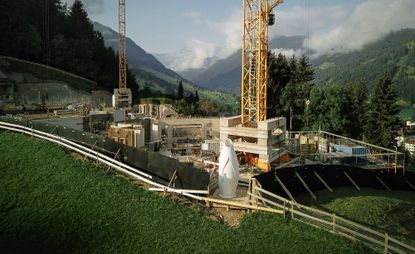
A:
65,0,415,70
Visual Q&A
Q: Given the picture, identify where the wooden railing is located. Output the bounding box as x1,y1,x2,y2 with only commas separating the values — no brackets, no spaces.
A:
248,180,415,254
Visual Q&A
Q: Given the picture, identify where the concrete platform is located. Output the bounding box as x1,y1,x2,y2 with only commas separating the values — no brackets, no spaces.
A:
219,115,287,171
211,185,249,204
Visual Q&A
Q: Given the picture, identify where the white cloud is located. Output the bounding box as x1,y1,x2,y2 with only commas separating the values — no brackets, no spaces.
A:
164,39,219,71
163,8,242,70
270,4,353,40
157,0,415,71
207,8,242,58
272,48,306,58
308,0,415,56
184,11,203,19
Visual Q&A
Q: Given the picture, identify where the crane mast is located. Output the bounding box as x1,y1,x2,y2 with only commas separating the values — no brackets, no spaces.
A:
114,0,132,108
241,0,282,127
118,0,127,91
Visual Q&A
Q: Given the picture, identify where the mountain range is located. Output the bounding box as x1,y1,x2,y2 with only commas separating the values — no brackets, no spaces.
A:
93,22,181,92
173,29,415,104
176,35,306,94
93,21,415,106
93,22,237,109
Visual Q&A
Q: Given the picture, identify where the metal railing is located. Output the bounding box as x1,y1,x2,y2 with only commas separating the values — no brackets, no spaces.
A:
248,179,415,254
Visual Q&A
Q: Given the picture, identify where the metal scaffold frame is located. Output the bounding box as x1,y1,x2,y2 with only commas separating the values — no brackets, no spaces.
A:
241,0,283,127
114,0,132,108
118,0,127,90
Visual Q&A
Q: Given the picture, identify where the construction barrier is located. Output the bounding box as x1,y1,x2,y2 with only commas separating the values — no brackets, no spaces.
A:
256,164,415,199
0,117,210,190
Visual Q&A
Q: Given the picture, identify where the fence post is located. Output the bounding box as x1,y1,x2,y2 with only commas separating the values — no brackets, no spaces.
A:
252,179,257,205
290,201,294,219
332,212,336,233
384,233,389,254
283,200,286,218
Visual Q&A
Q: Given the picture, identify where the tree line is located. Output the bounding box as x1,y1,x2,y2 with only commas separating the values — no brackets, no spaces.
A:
0,0,139,101
268,52,401,150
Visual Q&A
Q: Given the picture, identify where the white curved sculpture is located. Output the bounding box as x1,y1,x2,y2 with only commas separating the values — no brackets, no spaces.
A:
218,139,239,198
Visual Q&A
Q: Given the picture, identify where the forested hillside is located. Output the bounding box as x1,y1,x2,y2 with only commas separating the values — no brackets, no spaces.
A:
0,0,139,98
314,29,415,104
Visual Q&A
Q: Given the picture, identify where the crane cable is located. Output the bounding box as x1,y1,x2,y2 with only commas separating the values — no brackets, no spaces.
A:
43,0,50,67
306,0,312,57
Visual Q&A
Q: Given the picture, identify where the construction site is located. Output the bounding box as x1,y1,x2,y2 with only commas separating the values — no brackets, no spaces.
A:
1,0,415,253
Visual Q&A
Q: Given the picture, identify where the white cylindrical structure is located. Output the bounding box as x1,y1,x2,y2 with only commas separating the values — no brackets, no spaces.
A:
218,139,239,199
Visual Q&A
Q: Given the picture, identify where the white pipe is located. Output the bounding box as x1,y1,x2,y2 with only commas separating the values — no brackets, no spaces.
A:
0,121,153,179
148,188,209,195
0,122,205,200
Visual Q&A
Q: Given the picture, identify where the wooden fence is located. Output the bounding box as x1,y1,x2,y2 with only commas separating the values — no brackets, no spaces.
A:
248,179,415,254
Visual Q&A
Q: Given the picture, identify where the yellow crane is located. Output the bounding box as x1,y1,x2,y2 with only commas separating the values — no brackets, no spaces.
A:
114,0,132,108
241,0,283,127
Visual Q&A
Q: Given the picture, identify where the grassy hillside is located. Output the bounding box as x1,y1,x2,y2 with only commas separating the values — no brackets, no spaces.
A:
134,66,238,111
0,132,371,253
314,29,415,104
298,188,415,246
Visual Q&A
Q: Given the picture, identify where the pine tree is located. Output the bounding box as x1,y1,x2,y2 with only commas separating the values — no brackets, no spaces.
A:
297,55,314,84
267,52,291,118
304,86,324,130
68,0,94,39
194,90,199,103
289,55,299,83
364,74,401,148
347,81,368,139
177,80,184,100
305,85,349,134
279,54,314,130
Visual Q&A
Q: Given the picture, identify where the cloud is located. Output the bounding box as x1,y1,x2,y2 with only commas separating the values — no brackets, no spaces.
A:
164,8,242,70
271,48,306,58
184,8,242,58
269,4,353,40
165,39,219,71
207,8,242,58
184,11,203,19
307,0,415,56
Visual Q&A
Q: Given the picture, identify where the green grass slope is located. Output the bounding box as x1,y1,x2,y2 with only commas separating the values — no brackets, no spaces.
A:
299,188,415,245
0,132,371,254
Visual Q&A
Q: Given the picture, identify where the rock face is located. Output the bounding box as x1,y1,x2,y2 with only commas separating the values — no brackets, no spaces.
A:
218,139,239,199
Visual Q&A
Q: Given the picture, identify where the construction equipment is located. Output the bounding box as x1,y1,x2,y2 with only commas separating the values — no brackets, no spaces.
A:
113,0,132,109
241,0,283,127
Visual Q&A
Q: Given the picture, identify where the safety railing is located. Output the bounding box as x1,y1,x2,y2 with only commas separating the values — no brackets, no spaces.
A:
248,179,415,254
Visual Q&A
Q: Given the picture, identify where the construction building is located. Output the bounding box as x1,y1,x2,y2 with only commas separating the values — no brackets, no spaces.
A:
220,116,287,171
